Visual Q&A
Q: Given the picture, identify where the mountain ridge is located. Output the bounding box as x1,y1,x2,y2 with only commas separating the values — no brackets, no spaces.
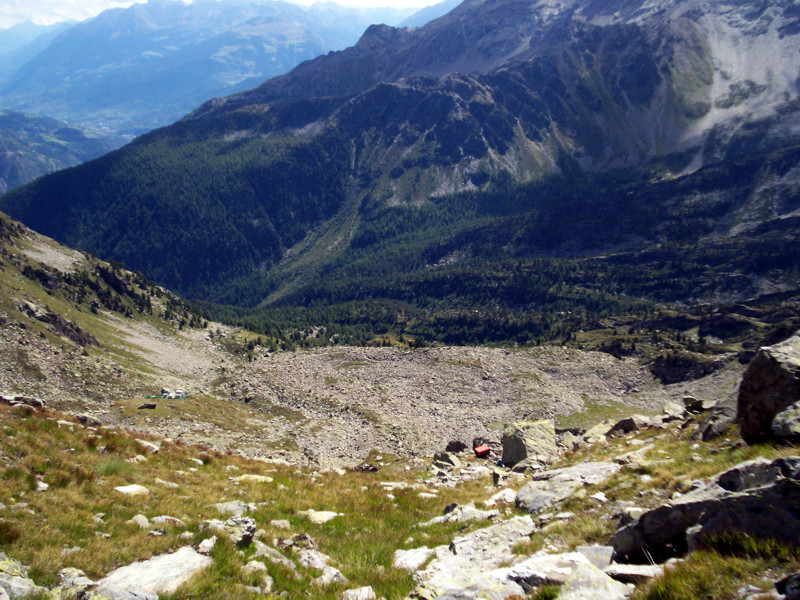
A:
2,0,800,346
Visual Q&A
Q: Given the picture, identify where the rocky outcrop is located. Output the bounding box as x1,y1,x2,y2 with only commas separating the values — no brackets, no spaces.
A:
611,456,800,564
96,547,212,597
737,333,800,443
202,517,256,548
19,302,98,347
515,462,622,514
409,516,535,600
501,420,557,469
0,552,48,599
694,395,737,441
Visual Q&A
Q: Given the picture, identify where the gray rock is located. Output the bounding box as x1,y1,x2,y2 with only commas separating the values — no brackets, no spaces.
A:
58,567,95,593
113,484,149,496
693,395,737,441
772,402,800,441
607,415,655,437
662,401,686,422
502,551,592,588
419,503,498,527
410,516,534,600
776,571,800,600
253,541,298,573
604,563,664,583
197,536,217,555
501,420,557,467
215,500,248,517
738,334,800,443
151,515,186,527
516,461,621,514
611,456,800,564
297,509,341,525
128,515,149,529
97,546,212,596
270,519,291,529
135,439,160,453
298,549,331,571
314,565,347,586
682,396,705,414
83,586,158,600
343,586,376,600
557,563,633,600
582,420,614,445
433,451,462,469
557,430,582,452
202,516,256,547
393,547,434,572
0,573,44,599
576,545,614,569
0,553,27,578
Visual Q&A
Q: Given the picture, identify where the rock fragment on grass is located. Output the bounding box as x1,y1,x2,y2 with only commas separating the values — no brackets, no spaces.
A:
114,484,149,496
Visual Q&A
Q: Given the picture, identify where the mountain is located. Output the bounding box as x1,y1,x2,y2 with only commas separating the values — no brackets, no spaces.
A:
2,0,800,345
0,109,118,194
0,203,797,600
304,2,417,48
0,0,413,138
399,0,463,28
0,21,76,84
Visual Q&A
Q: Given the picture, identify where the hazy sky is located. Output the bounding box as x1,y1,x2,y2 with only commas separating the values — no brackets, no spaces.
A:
0,0,431,28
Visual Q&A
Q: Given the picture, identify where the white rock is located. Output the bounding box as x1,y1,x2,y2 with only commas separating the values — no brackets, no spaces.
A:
231,474,273,484
298,549,331,571
114,484,149,496
420,503,498,527
215,500,248,517
392,547,434,572
98,546,213,595
297,509,342,525
151,516,186,527
35,481,48,492
270,519,290,529
557,563,633,600
136,439,160,454
198,536,217,555
314,566,347,587
411,516,534,600
497,551,592,586
128,514,149,529
154,478,179,489
343,586,376,600
485,488,517,507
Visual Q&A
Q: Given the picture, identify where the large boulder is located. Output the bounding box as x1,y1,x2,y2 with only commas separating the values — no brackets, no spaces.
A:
501,420,557,468
611,456,800,564
97,546,213,596
410,516,535,600
737,334,800,443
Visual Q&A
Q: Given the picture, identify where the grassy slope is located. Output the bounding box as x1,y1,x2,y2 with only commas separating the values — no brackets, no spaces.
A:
1,403,798,600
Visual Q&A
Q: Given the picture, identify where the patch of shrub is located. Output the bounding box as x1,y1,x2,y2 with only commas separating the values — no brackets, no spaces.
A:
0,519,21,545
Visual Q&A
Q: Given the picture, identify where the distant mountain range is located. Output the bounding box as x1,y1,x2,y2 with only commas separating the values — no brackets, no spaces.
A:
0,0,422,138
3,0,800,346
0,110,117,194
